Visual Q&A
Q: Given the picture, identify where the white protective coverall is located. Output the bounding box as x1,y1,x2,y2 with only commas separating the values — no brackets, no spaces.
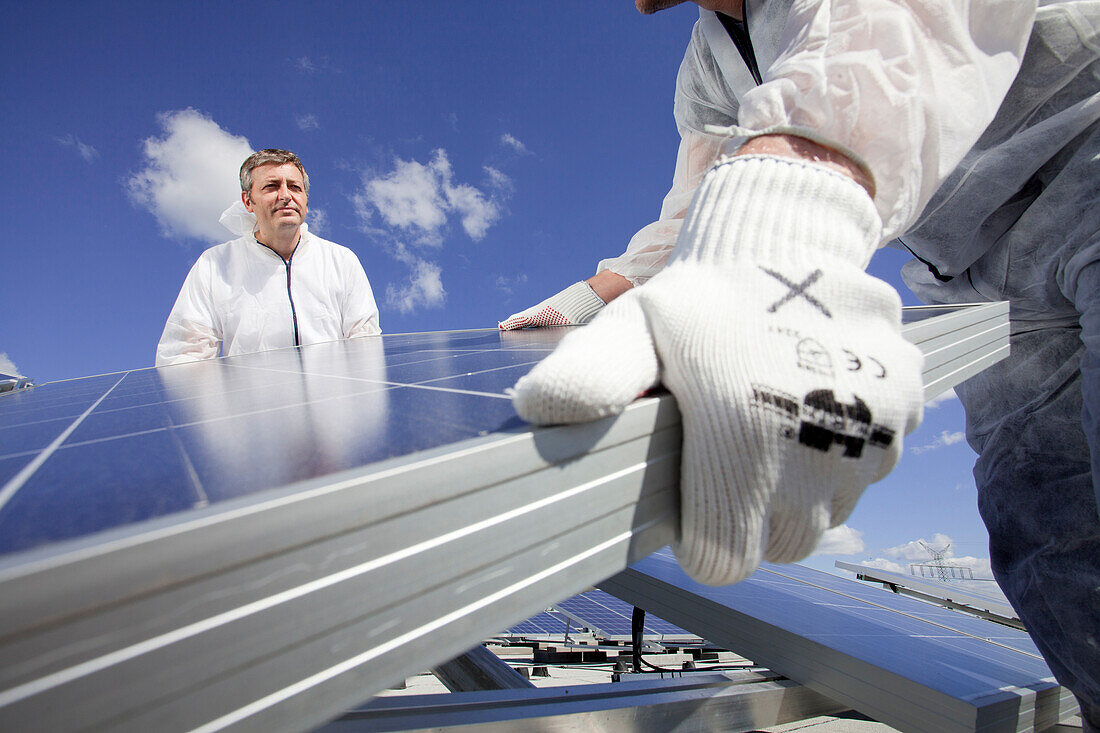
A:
588,2,1099,726
156,207,381,366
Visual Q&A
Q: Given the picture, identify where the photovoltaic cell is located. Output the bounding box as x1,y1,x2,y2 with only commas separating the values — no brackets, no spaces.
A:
555,589,693,638
0,330,559,555
504,610,571,637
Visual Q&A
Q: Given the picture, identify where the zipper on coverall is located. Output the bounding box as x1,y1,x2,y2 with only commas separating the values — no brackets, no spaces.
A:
282,254,301,347
717,5,762,86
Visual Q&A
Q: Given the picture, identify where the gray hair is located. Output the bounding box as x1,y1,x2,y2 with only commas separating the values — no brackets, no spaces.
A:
240,149,310,198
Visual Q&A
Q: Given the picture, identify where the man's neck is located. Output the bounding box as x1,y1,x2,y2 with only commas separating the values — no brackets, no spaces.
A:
255,225,302,261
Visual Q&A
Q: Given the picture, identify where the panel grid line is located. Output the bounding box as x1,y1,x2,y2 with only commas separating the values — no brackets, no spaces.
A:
222,362,516,400
0,373,128,512
757,566,1043,660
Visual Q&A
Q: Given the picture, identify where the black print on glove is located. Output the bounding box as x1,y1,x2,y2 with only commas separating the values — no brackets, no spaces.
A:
797,338,834,377
752,385,896,459
842,350,887,378
760,267,832,318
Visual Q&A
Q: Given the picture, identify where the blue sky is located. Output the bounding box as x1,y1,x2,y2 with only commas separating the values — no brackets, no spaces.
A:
1,2,997,592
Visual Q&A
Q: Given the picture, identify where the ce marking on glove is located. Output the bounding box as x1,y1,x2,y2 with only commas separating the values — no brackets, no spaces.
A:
842,349,886,378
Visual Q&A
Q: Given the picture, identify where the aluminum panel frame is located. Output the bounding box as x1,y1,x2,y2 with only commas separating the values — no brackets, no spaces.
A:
321,672,847,733
835,560,1020,628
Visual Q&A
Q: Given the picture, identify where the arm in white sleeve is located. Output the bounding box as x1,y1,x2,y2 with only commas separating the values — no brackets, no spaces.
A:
341,254,382,338
155,258,222,367
732,0,1036,240
596,129,728,286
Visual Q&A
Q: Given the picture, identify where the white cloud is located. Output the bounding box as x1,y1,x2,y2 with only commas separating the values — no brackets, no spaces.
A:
501,133,530,155
484,166,513,193
354,146,515,314
910,429,966,455
852,554,1005,599
293,55,337,74
385,243,445,313
306,207,328,235
358,149,501,244
56,134,99,163
813,524,865,556
495,273,528,296
884,533,956,562
126,108,253,243
0,353,22,376
855,533,999,586
858,557,908,574
925,387,959,408
296,113,320,131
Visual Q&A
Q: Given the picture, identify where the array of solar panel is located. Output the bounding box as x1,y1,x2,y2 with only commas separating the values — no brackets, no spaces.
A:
0,329,567,556
503,589,694,640
504,610,571,637
619,550,1056,704
0,306,969,560
555,589,693,638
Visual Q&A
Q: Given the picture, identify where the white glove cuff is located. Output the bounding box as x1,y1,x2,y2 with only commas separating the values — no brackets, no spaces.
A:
553,281,607,324
670,155,882,270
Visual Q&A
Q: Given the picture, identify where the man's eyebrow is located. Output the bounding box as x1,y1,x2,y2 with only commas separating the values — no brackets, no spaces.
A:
259,175,304,186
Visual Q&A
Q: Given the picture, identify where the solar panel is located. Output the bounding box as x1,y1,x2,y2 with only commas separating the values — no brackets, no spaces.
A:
599,550,1077,733
553,589,693,639
0,331,545,554
835,560,1019,628
0,327,682,733
503,610,571,637
0,372,32,391
0,303,1016,732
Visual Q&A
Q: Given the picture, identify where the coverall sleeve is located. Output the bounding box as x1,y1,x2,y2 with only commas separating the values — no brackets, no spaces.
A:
341,253,382,338
734,0,1036,241
155,258,222,367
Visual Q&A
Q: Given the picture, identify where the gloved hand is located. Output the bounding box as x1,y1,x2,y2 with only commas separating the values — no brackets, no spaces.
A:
511,155,923,585
499,281,606,330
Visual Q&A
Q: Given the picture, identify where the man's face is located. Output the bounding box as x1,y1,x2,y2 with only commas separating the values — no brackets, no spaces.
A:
242,162,308,236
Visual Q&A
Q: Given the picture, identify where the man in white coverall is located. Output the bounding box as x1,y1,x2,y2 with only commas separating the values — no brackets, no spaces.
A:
502,1,1100,727
156,149,381,365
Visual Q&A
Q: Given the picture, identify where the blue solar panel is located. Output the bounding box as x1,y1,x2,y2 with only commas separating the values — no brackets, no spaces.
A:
504,610,571,636
760,563,1034,654
608,550,1058,715
555,589,693,638
0,308,972,557
505,590,694,640
0,329,566,556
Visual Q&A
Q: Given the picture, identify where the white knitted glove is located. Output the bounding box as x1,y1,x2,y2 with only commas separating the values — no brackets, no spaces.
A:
499,281,606,330
512,155,923,585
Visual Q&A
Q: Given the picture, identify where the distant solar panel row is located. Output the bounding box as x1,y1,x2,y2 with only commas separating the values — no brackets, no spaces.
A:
504,610,570,637
834,560,1020,627
554,588,692,639
503,588,694,640
600,550,1076,733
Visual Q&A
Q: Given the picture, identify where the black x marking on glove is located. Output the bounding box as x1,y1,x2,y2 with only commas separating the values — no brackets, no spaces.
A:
760,267,832,318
